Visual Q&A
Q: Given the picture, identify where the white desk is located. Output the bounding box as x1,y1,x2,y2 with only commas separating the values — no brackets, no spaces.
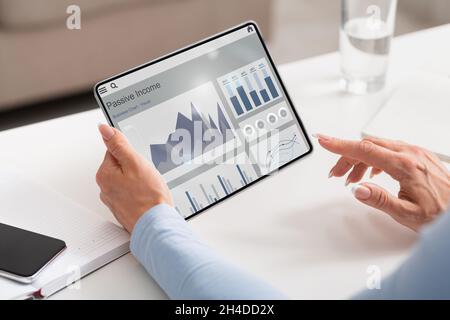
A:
1,25,450,299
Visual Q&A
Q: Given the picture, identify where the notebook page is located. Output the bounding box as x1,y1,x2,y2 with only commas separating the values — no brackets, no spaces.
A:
0,168,130,299
363,72,450,162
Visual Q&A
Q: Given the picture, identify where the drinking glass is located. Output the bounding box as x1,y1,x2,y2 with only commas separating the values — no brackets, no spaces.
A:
340,0,397,94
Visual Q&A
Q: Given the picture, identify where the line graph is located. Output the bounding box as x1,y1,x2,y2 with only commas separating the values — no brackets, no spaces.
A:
265,133,300,171
248,125,308,174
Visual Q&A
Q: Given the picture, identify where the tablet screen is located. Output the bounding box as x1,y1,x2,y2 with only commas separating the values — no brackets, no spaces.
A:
95,22,312,219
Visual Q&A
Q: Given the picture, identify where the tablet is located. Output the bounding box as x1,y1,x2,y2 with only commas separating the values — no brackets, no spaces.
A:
94,22,312,219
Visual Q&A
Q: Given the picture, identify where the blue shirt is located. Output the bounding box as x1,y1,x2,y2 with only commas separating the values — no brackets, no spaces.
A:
130,204,450,299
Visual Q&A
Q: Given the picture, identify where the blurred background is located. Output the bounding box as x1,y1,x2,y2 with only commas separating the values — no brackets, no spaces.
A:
1,0,449,130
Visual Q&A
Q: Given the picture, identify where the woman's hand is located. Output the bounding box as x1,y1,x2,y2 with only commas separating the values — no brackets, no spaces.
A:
96,124,173,233
316,134,450,231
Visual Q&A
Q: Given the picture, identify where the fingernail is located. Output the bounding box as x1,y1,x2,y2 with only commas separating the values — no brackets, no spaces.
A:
312,133,331,141
351,184,371,200
98,124,115,141
345,177,351,186
328,169,334,178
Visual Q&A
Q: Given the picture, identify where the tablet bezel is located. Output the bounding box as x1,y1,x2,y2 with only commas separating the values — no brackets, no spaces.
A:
94,21,313,220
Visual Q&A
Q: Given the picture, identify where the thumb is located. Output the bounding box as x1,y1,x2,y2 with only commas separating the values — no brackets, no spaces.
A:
98,124,136,167
351,182,412,218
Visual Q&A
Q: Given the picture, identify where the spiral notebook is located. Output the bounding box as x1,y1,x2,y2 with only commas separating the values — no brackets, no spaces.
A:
0,169,130,299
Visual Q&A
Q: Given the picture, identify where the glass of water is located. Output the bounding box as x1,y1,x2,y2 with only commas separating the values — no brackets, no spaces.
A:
340,0,397,94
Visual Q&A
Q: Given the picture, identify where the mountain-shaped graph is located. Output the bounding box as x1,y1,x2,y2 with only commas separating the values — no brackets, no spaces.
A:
150,102,234,174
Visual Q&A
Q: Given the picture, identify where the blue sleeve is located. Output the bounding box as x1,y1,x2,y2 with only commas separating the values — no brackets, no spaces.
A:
130,204,286,300
354,210,450,299
132,204,450,300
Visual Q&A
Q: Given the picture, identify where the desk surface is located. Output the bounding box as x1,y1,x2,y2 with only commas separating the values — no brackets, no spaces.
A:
1,24,450,299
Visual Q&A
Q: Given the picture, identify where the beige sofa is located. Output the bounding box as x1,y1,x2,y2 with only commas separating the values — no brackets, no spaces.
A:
0,0,272,111
399,0,450,25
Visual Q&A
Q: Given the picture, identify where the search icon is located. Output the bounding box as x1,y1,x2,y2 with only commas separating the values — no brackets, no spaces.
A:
110,82,118,89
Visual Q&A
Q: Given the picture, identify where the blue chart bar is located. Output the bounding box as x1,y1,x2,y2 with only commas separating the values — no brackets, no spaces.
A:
260,89,270,103
192,196,201,210
217,175,229,195
245,77,261,107
226,179,234,193
185,191,197,212
200,184,211,205
249,90,261,107
230,96,244,115
226,84,244,115
263,69,279,98
264,76,279,99
252,71,270,103
211,184,220,200
222,59,282,117
243,170,251,183
236,85,252,111
236,165,248,185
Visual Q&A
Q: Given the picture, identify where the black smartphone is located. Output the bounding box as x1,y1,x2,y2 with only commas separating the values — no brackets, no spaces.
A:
0,223,66,283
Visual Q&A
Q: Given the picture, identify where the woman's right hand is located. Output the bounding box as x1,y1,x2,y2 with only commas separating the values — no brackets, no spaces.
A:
316,134,450,231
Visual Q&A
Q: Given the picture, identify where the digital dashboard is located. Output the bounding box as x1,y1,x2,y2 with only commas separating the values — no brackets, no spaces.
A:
95,22,312,219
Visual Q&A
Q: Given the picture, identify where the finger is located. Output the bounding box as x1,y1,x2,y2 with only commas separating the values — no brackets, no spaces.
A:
351,182,416,219
100,192,112,210
330,156,359,177
103,151,121,170
346,163,369,185
421,147,445,167
316,135,406,179
364,136,405,152
370,167,383,178
96,152,118,186
98,124,137,168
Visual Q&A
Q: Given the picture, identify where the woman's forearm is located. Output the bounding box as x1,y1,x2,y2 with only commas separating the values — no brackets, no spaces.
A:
130,204,286,300
354,210,450,299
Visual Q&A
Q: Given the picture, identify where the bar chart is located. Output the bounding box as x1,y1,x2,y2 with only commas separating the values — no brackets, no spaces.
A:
170,158,258,217
218,58,282,118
